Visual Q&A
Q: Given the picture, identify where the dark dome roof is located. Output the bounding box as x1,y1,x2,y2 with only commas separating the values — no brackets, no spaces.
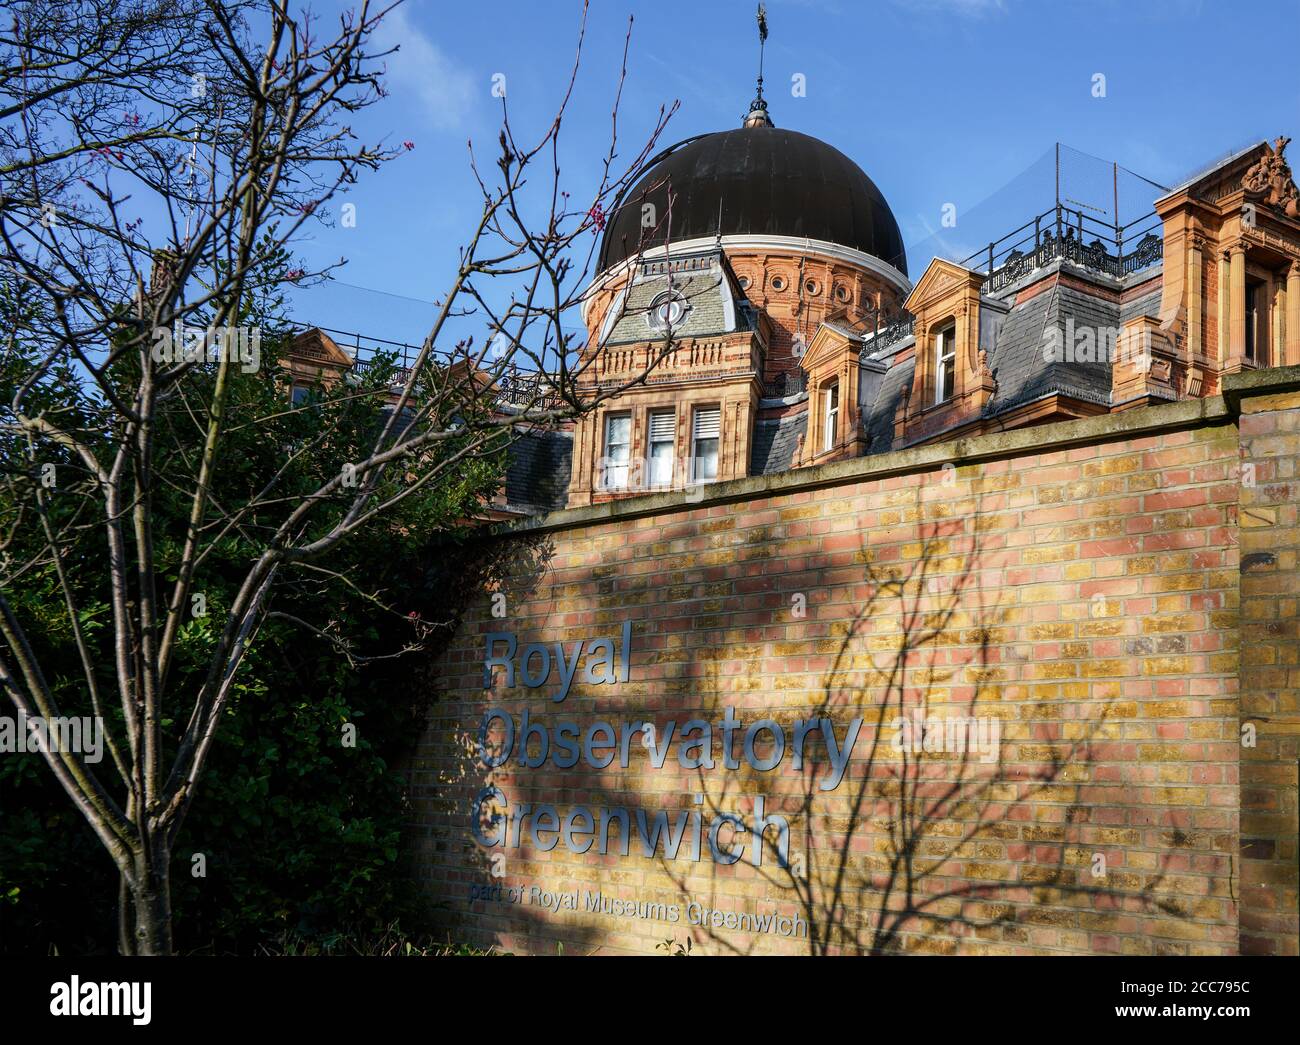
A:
598,126,906,277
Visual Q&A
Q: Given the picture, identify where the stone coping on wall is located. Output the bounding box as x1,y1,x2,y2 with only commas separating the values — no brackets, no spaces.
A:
1222,361,1300,412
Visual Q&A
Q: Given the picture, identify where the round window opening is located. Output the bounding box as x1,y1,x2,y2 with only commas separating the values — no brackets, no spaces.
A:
738,275,750,291
835,284,851,303
804,279,819,296
771,275,787,292
648,291,688,332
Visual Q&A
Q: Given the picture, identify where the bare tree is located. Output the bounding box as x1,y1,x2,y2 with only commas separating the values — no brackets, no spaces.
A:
0,0,677,953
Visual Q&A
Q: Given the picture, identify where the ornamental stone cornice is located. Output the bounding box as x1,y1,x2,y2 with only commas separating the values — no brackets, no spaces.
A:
1241,223,1300,261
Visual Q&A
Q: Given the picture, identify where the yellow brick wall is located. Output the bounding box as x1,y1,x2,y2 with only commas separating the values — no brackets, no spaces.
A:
1237,387,1300,955
407,387,1300,954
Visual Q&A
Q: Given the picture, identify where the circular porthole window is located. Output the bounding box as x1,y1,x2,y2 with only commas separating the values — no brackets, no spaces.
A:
804,278,820,296
738,275,750,291
834,284,851,303
648,290,688,332
770,275,787,292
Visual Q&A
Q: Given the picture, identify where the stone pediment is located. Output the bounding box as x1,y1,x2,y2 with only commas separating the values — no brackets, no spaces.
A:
799,322,853,373
903,257,982,313
288,327,355,368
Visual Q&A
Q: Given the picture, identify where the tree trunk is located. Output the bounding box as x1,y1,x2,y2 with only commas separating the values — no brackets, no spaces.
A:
129,848,174,955
117,871,136,955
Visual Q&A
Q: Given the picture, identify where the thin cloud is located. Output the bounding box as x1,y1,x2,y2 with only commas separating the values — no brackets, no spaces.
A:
375,5,476,131
890,0,1010,16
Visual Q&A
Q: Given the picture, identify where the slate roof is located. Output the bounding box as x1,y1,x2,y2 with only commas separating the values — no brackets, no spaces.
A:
986,283,1110,412
988,274,1166,413
862,355,913,454
750,412,807,475
602,250,743,345
505,428,572,514
1121,285,1161,325
856,263,1167,456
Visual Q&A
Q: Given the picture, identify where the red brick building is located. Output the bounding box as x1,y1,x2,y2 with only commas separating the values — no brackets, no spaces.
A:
560,111,1300,514
409,101,1300,956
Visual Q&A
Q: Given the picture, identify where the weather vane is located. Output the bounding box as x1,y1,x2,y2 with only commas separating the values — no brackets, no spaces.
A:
743,3,773,126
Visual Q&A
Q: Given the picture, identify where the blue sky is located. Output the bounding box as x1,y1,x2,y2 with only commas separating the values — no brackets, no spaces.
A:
288,0,1300,349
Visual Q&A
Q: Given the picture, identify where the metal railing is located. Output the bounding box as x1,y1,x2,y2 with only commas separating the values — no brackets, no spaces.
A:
965,204,1164,295
287,323,564,410
863,316,915,353
849,200,1164,358
764,369,806,399
291,323,426,370
494,368,564,409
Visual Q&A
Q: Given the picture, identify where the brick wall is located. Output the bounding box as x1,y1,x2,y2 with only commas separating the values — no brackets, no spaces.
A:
1236,378,1300,955
411,374,1300,955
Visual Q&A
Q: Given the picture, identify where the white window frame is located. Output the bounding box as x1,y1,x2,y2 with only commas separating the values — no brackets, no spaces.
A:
822,380,839,452
690,406,720,484
934,322,957,405
647,409,675,487
602,412,632,489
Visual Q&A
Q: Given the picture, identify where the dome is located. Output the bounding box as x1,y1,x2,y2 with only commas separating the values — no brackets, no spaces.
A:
598,125,907,277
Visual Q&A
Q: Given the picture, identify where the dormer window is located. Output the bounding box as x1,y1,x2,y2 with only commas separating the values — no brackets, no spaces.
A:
822,380,839,451
934,321,957,405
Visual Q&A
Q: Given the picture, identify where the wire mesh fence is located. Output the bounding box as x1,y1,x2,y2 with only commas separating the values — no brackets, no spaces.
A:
904,142,1170,292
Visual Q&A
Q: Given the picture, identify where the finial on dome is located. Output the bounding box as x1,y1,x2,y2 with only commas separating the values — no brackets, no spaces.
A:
743,100,773,129
744,4,774,128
